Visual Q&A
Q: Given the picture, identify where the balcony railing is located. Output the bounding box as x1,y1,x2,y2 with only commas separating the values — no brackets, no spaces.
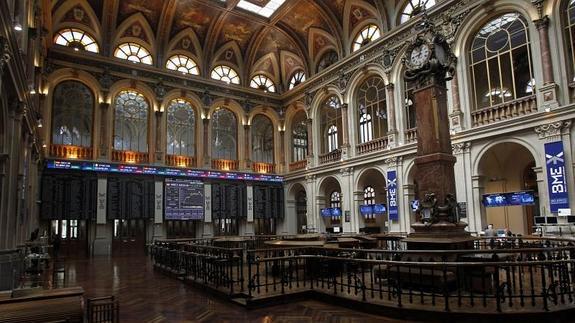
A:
356,137,389,155
319,150,341,164
471,95,537,127
404,128,417,143
289,160,307,172
165,154,196,168
111,150,149,164
252,162,275,174
212,159,239,171
49,144,93,160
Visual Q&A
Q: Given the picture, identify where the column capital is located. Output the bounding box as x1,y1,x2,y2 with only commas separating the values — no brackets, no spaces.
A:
534,120,572,140
451,142,471,155
385,82,395,91
534,15,550,30
99,102,110,110
531,0,546,18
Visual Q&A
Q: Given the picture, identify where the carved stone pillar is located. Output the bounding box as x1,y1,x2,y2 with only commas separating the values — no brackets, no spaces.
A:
244,124,251,170
155,110,163,163
340,103,350,159
385,82,397,146
279,129,285,173
532,0,559,109
99,102,109,158
449,72,463,131
202,118,210,168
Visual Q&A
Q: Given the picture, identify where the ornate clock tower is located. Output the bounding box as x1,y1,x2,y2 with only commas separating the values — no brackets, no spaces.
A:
402,18,473,249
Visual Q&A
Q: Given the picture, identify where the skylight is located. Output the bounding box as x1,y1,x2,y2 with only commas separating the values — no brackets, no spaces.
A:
236,0,286,18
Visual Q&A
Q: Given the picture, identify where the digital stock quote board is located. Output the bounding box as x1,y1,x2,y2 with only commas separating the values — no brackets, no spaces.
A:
165,178,205,220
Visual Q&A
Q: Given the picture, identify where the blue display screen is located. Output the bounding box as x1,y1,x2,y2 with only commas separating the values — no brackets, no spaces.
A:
360,204,386,215
46,159,283,183
482,191,536,207
321,208,342,217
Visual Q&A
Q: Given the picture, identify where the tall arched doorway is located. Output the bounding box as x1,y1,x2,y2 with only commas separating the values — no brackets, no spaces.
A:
478,142,538,235
318,177,342,233
356,168,387,233
296,190,307,233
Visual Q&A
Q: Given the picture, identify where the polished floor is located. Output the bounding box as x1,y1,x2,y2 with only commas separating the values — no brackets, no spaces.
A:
58,252,411,322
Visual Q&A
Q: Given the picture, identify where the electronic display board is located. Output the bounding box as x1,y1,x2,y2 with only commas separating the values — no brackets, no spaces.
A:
482,191,535,208
165,179,204,220
46,159,283,183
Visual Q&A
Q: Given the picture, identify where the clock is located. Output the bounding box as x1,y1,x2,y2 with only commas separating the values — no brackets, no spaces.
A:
409,43,431,69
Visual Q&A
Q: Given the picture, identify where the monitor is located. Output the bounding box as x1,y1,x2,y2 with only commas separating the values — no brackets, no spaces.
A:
534,216,546,224
546,216,558,224
333,226,341,233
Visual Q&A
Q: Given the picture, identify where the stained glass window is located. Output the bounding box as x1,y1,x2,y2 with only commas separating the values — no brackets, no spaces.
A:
113,91,148,152
251,115,274,163
52,81,93,147
167,99,195,156
291,111,308,162
321,96,342,153
211,108,237,160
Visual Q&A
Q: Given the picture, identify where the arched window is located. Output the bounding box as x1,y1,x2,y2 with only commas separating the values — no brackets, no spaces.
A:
113,91,149,152
352,24,381,52
211,108,237,160
292,111,308,162
564,0,575,81
251,115,274,163
250,75,276,93
364,186,376,205
166,55,199,75
289,71,306,90
400,0,436,24
114,43,153,65
357,76,387,143
330,191,341,209
211,65,240,84
52,81,93,147
404,80,417,129
166,99,195,156
321,96,342,153
54,28,99,53
317,50,338,73
470,13,533,110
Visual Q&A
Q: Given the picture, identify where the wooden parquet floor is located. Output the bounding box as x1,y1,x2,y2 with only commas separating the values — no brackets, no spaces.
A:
58,254,413,323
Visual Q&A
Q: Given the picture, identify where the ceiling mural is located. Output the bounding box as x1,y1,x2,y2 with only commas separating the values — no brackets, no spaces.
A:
117,0,163,30
49,0,429,90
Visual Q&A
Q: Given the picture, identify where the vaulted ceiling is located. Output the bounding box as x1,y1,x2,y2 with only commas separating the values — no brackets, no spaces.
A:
48,0,426,92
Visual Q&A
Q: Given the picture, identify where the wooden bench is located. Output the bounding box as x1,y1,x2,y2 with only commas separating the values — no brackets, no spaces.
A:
0,287,84,323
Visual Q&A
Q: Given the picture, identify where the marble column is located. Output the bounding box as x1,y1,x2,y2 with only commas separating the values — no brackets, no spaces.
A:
154,110,163,163
340,103,350,159
385,83,397,146
278,129,285,173
244,124,251,170
535,16,554,86
202,118,210,168
449,73,463,131
99,102,109,159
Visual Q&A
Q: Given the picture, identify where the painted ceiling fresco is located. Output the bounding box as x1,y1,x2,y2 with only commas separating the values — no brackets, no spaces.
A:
50,0,417,88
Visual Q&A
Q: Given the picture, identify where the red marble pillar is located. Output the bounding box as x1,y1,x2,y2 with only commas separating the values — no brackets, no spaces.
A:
244,124,251,170
99,102,109,158
385,83,397,133
202,118,209,168
306,118,313,157
413,81,456,204
535,16,554,85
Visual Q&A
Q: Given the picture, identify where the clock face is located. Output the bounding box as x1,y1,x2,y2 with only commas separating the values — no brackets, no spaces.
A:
410,44,430,69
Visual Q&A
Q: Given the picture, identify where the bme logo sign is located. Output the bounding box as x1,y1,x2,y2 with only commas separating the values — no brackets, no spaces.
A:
545,141,570,213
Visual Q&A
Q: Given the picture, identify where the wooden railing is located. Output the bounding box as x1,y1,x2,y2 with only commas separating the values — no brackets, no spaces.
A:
211,159,239,171
404,128,417,143
165,154,196,168
319,150,341,164
471,95,537,127
111,150,149,164
49,144,93,160
356,137,389,155
289,160,307,172
252,162,275,174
